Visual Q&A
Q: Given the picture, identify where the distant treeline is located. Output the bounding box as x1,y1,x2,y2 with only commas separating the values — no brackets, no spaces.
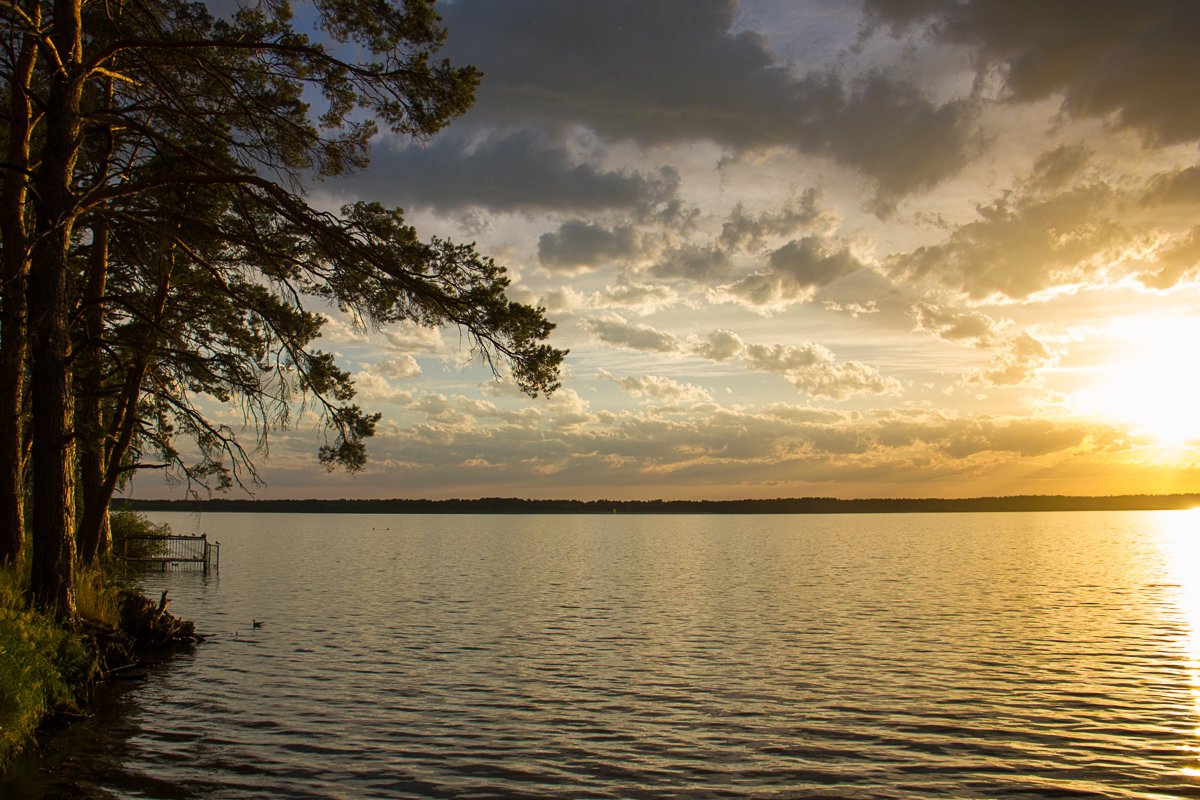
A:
118,494,1200,515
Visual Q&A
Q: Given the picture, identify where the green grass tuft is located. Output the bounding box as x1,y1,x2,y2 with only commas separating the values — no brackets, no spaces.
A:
0,568,94,769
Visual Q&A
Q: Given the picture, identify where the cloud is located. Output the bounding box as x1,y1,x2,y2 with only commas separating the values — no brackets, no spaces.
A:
718,235,865,308
411,393,475,427
870,410,1096,458
744,342,901,399
1141,164,1200,207
1138,225,1200,290
538,221,642,273
371,354,422,379
331,400,1118,499
823,300,879,317
543,388,595,428
911,302,1001,347
864,0,1200,147
718,189,830,251
383,322,444,353
887,184,1131,300
353,371,414,405
1028,143,1092,193
968,332,1057,387
592,281,679,315
688,329,745,362
440,0,978,201
316,312,369,344
598,370,713,403
343,128,681,214
538,286,587,314
647,244,733,282
580,313,682,353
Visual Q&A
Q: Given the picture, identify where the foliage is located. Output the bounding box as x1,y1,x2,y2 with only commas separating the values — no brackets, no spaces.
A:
0,0,566,613
0,512,166,767
108,510,171,563
73,563,124,626
0,569,93,769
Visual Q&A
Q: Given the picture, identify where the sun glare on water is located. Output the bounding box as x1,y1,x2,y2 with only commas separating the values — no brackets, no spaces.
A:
1083,319,1200,447
1158,510,1200,778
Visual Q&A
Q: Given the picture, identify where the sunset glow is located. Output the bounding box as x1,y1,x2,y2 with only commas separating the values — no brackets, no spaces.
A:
126,1,1200,501
1080,320,1200,447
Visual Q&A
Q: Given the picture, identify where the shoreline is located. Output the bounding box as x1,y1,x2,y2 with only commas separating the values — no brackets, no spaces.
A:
119,493,1200,515
0,584,200,782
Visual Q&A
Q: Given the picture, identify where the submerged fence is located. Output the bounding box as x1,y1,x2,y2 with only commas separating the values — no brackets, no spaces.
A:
121,533,220,574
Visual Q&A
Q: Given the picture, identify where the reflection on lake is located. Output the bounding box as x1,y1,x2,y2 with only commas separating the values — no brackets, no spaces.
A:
1160,510,1200,779
6,511,1200,799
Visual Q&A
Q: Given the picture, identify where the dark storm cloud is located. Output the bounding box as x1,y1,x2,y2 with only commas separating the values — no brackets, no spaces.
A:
863,0,1200,146
537,221,642,273
767,237,861,288
346,129,680,213
439,0,978,201
648,245,733,282
722,235,864,307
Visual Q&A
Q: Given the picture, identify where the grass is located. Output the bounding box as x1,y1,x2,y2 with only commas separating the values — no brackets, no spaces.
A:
0,511,170,770
0,568,94,769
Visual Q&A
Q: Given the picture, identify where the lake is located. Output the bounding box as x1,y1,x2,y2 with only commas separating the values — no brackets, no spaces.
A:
6,511,1200,799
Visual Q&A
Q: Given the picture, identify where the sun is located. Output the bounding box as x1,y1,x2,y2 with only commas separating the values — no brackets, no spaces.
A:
1082,318,1200,446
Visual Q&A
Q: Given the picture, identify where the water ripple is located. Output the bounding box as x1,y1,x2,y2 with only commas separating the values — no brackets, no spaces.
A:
6,510,1200,799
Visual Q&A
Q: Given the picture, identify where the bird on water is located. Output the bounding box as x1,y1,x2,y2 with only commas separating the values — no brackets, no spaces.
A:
252,619,263,629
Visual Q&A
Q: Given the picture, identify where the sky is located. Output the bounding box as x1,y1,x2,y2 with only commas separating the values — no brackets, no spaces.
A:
131,0,1200,501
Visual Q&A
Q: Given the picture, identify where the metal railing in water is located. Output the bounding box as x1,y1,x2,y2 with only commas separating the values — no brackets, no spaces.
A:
121,533,220,574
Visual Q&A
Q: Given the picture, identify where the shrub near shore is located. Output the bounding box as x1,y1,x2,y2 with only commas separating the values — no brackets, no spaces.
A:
0,568,95,768
0,512,198,770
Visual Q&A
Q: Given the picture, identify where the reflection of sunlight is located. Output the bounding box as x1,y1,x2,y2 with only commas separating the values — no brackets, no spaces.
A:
1080,318,1200,446
1160,509,1200,776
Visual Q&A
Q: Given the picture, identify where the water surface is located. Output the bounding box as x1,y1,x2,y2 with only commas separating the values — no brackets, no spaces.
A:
7,511,1200,798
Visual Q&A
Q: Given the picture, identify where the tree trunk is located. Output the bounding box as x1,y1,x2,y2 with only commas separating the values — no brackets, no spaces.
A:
28,0,83,617
75,74,116,566
78,244,175,558
76,217,112,565
0,7,40,567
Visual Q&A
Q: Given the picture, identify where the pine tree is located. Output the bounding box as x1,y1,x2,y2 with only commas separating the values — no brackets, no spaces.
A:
1,0,564,615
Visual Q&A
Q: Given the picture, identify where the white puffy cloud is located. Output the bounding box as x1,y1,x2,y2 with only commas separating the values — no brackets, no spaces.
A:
317,312,369,344
371,354,422,379
822,300,879,317
353,372,413,405
688,329,745,362
592,282,678,315
911,302,1001,347
744,343,902,400
580,313,682,353
598,370,712,403
383,322,443,354
538,286,588,314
